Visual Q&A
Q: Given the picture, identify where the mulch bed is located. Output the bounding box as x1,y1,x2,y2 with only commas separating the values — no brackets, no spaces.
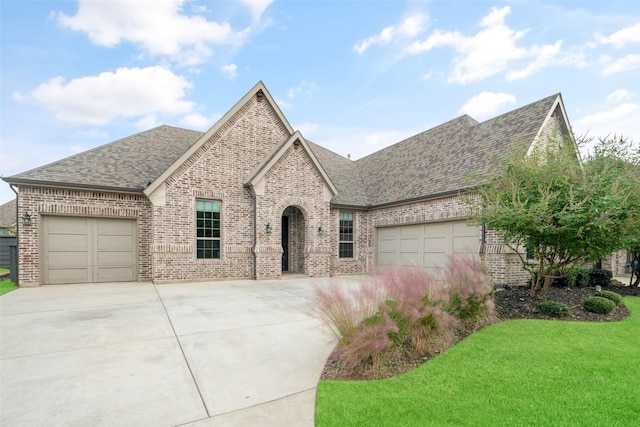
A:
321,282,640,381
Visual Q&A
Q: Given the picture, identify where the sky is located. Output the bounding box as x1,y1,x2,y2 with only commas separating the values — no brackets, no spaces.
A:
1,0,639,205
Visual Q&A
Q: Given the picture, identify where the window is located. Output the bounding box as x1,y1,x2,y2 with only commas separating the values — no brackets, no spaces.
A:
196,200,221,259
339,211,354,258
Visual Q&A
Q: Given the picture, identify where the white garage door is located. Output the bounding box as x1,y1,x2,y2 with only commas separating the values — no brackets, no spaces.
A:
42,216,137,285
377,220,480,274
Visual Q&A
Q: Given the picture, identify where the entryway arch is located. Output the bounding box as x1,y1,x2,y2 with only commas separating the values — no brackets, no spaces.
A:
281,205,307,273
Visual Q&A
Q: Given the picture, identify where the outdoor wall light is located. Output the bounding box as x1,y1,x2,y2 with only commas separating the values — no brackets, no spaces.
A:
318,226,324,235
266,223,272,234
22,212,32,226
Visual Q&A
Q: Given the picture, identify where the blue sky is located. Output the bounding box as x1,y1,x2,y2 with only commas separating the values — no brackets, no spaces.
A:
1,0,639,204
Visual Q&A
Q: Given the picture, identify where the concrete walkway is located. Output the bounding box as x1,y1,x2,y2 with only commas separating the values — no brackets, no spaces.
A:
0,276,365,426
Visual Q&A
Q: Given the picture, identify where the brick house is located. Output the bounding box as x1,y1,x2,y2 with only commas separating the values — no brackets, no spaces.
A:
4,82,573,286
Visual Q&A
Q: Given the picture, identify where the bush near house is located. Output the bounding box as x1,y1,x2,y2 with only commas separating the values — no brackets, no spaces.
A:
536,301,571,317
583,296,617,314
594,290,623,306
314,255,496,380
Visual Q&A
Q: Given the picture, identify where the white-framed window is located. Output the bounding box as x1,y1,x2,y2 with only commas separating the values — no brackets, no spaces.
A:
339,211,354,258
196,199,221,259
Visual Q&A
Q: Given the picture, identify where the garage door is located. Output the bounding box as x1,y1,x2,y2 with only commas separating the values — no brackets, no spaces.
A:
377,220,480,274
42,216,137,285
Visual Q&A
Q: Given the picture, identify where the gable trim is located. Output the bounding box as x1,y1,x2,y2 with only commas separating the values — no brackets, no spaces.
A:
245,131,338,196
527,94,577,156
144,81,295,197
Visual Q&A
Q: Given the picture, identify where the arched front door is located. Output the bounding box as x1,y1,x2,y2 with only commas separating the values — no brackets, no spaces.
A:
281,206,306,273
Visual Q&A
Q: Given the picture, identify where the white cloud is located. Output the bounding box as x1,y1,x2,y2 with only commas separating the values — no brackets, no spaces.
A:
602,54,640,75
459,92,516,121
287,81,319,99
574,92,639,144
180,113,216,129
14,66,194,125
354,13,427,54
596,22,640,48
221,63,238,79
274,97,292,109
405,6,562,84
607,89,632,103
56,0,250,65
238,0,274,21
135,114,160,130
507,40,563,80
296,122,320,136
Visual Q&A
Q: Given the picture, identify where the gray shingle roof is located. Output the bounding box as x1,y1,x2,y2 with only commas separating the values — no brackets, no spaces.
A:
4,93,561,209
5,125,203,191
0,199,17,227
349,93,560,207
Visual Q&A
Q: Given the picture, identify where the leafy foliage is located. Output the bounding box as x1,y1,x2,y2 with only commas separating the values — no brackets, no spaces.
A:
470,134,640,297
536,301,571,317
583,296,617,314
594,290,623,306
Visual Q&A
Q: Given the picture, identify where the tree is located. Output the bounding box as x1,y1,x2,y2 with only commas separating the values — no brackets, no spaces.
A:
469,134,640,297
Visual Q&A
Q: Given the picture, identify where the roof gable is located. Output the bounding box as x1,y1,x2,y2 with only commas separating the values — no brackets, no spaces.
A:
144,81,293,197
245,131,338,197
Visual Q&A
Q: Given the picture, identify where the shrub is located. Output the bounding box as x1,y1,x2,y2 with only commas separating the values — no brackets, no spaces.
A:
582,296,617,314
314,255,496,379
537,301,571,317
594,290,623,306
588,269,613,287
442,255,496,330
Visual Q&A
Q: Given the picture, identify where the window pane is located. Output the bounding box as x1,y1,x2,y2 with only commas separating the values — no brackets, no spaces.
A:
196,199,221,259
339,242,353,258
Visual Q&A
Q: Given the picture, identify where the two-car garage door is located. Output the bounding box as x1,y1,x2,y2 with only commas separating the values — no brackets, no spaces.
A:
377,220,480,274
42,216,137,285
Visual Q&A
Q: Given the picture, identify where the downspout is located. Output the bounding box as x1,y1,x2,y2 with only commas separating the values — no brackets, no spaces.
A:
9,184,19,285
480,223,486,255
244,184,257,279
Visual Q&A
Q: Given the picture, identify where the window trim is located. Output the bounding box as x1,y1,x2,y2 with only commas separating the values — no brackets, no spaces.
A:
339,210,354,259
195,199,221,260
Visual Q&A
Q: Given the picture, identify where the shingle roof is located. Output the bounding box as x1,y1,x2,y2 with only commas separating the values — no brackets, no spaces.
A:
4,92,562,209
306,141,369,206
0,199,16,227
5,125,203,191
349,93,561,207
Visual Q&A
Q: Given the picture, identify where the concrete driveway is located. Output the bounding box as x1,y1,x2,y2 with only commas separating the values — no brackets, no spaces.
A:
0,276,364,426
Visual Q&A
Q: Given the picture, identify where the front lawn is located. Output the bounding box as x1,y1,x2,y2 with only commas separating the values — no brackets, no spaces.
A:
0,279,17,296
315,297,640,426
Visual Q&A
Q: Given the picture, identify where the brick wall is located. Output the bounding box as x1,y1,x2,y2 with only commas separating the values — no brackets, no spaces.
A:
16,186,152,285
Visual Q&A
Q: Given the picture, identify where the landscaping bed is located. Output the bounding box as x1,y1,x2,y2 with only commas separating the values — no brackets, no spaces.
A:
321,282,640,380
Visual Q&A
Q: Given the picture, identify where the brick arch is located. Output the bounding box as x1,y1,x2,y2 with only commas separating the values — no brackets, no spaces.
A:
272,196,314,221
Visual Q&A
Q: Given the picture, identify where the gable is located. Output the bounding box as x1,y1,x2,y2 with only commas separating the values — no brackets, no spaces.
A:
144,82,293,199
246,132,337,199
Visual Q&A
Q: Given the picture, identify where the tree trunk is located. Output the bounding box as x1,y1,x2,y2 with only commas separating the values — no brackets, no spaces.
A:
540,276,553,298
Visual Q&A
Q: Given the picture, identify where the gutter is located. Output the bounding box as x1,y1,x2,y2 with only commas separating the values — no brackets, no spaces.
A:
331,186,480,211
2,178,144,195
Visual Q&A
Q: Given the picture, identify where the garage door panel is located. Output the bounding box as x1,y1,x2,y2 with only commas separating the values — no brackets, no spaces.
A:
47,217,89,233
377,220,480,272
97,267,135,282
399,237,419,251
48,234,89,251
48,268,90,285
97,251,134,266
97,234,134,251
48,251,89,268
43,216,136,285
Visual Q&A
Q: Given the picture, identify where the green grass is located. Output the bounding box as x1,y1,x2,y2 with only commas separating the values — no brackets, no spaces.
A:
315,297,640,426
0,278,17,296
